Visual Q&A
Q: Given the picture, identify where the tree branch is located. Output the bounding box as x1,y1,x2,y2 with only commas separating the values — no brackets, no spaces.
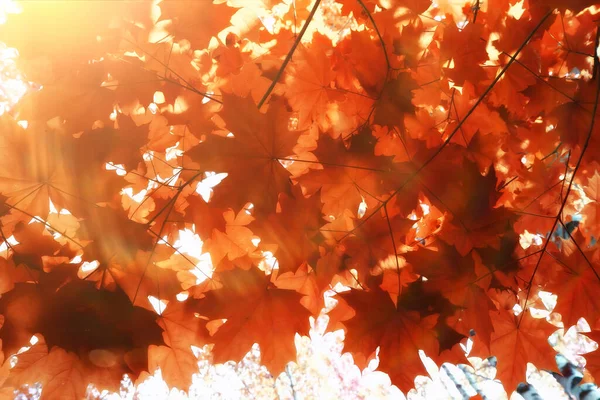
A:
257,0,322,109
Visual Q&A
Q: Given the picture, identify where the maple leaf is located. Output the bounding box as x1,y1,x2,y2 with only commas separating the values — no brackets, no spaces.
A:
0,282,164,398
185,95,302,214
297,131,397,219
0,284,43,354
0,280,164,363
393,18,426,69
6,338,87,400
411,56,446,108
40,281,163,355
471,308,557,392
404,242,496,348
489,61,537,118
445,82,508,144
338,31,389,95
159,0,236,50
193,267,310,375
545,247,600,329
335,287,440,392
250,185,324,274
107,250,183,311
523,77,578,118
204,208,258,268
285,34,345,127
437,17,488,85
272,253,354,315
410,149,516,255
446,283,496,351
373,72,419,134
160,90,218,141
150,299,209,389
77,206,154,271
404,107,446,148
14,63,115,134
10,221,70,273
342,207,414,283
508,159,565,225
552,11,597,74
0,117,74,223
182,195,227,241
73,206,183,310
465,130,502,172
0,115,137,227
550,79,600,149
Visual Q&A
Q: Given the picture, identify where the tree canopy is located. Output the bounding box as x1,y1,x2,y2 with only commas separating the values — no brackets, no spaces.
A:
0,0,599,398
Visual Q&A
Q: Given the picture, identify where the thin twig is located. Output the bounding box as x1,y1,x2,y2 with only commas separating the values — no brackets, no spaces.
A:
472,0,481,23
257,0,322,109
285,365,298,400
593,27,600,80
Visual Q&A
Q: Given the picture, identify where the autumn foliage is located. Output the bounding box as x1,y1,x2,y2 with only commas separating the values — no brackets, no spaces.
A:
0,0,599,397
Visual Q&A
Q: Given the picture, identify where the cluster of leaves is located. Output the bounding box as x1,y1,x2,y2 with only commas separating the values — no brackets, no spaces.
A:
0,0,599,397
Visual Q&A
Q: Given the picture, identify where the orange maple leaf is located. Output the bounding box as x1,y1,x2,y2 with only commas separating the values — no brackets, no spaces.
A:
150,300,209,389
250,185,324,274
545,247,600,329
335,287,440,392
194,267,310,375
186,95,302,214
159,0,236,50
471,308,557,392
